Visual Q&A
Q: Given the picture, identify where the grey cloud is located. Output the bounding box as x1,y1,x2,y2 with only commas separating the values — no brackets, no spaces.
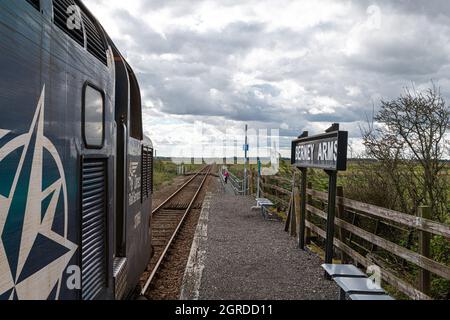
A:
85,0,450,145
358,0,450,19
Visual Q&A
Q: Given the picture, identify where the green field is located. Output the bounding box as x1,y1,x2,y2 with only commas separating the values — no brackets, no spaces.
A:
153,160,203,191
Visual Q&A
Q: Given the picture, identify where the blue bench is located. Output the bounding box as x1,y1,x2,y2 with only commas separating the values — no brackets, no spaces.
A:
322,264,395,300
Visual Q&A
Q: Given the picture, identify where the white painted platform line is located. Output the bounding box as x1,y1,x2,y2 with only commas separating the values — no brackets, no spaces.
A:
180,192,212,300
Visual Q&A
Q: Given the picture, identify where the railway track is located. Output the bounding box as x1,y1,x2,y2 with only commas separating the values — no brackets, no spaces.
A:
139,165,212,296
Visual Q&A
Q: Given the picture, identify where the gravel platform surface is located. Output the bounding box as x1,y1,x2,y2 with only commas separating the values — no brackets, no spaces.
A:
198,186,339,300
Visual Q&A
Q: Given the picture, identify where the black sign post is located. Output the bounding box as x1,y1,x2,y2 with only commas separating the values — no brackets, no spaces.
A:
291,124,348,272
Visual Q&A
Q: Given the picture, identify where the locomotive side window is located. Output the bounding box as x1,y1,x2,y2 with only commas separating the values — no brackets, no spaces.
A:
83,84,105,148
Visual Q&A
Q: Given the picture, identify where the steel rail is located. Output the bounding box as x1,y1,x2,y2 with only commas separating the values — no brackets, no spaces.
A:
151,165,209,215
140,165,212,295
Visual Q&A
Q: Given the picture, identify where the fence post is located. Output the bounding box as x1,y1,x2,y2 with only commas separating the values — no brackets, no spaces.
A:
418,206,431,295
290,187,298,237
336,186,345,263
294,187,301,239
306,182,312,245
285,174,295,233
284,193,293,233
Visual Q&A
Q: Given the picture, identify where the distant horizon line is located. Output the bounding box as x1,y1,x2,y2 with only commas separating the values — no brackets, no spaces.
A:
154,156,450,163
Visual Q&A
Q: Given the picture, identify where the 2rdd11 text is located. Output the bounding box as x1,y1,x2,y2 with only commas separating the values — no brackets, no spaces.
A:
219,305,272,316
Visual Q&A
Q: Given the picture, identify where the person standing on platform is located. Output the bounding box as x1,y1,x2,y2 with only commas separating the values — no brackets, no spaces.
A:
224,170,230,184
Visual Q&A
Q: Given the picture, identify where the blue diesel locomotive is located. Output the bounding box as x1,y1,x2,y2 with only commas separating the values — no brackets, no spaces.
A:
0,0,153,300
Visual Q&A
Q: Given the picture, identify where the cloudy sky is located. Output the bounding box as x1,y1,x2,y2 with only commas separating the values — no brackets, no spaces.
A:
86,0,450,158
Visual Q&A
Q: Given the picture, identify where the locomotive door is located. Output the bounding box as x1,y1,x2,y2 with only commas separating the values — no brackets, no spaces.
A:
80,82,113,300
111,44,131,299
111,50,148,299
111,43,152,298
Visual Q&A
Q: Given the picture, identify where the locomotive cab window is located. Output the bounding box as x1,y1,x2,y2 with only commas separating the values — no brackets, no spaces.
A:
83,84,105,148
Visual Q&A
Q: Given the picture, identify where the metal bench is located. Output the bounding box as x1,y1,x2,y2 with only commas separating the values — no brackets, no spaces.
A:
322,264,395,300
349,294,395,301
252,198,274,219
322,264,367,279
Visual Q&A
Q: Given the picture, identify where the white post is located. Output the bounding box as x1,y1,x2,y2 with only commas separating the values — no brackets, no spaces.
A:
256,159,261,198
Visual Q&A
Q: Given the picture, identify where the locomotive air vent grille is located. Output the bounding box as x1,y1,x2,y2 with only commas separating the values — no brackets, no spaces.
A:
113,257,128,300
81,158,107,300
81,10,108,65
26,0,40,11
52,0,84,46
141,146,153,201
149,148,153,194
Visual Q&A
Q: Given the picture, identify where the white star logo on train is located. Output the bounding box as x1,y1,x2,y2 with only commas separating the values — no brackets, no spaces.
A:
0,86,77,300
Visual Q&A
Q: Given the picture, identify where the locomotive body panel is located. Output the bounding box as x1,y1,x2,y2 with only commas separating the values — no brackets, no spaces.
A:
0,0,152,300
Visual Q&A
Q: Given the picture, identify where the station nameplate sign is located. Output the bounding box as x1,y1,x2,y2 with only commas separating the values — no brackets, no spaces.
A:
291,131,348,171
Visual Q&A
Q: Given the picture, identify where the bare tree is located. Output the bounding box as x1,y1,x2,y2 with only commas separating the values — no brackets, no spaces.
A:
361,84,449,222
